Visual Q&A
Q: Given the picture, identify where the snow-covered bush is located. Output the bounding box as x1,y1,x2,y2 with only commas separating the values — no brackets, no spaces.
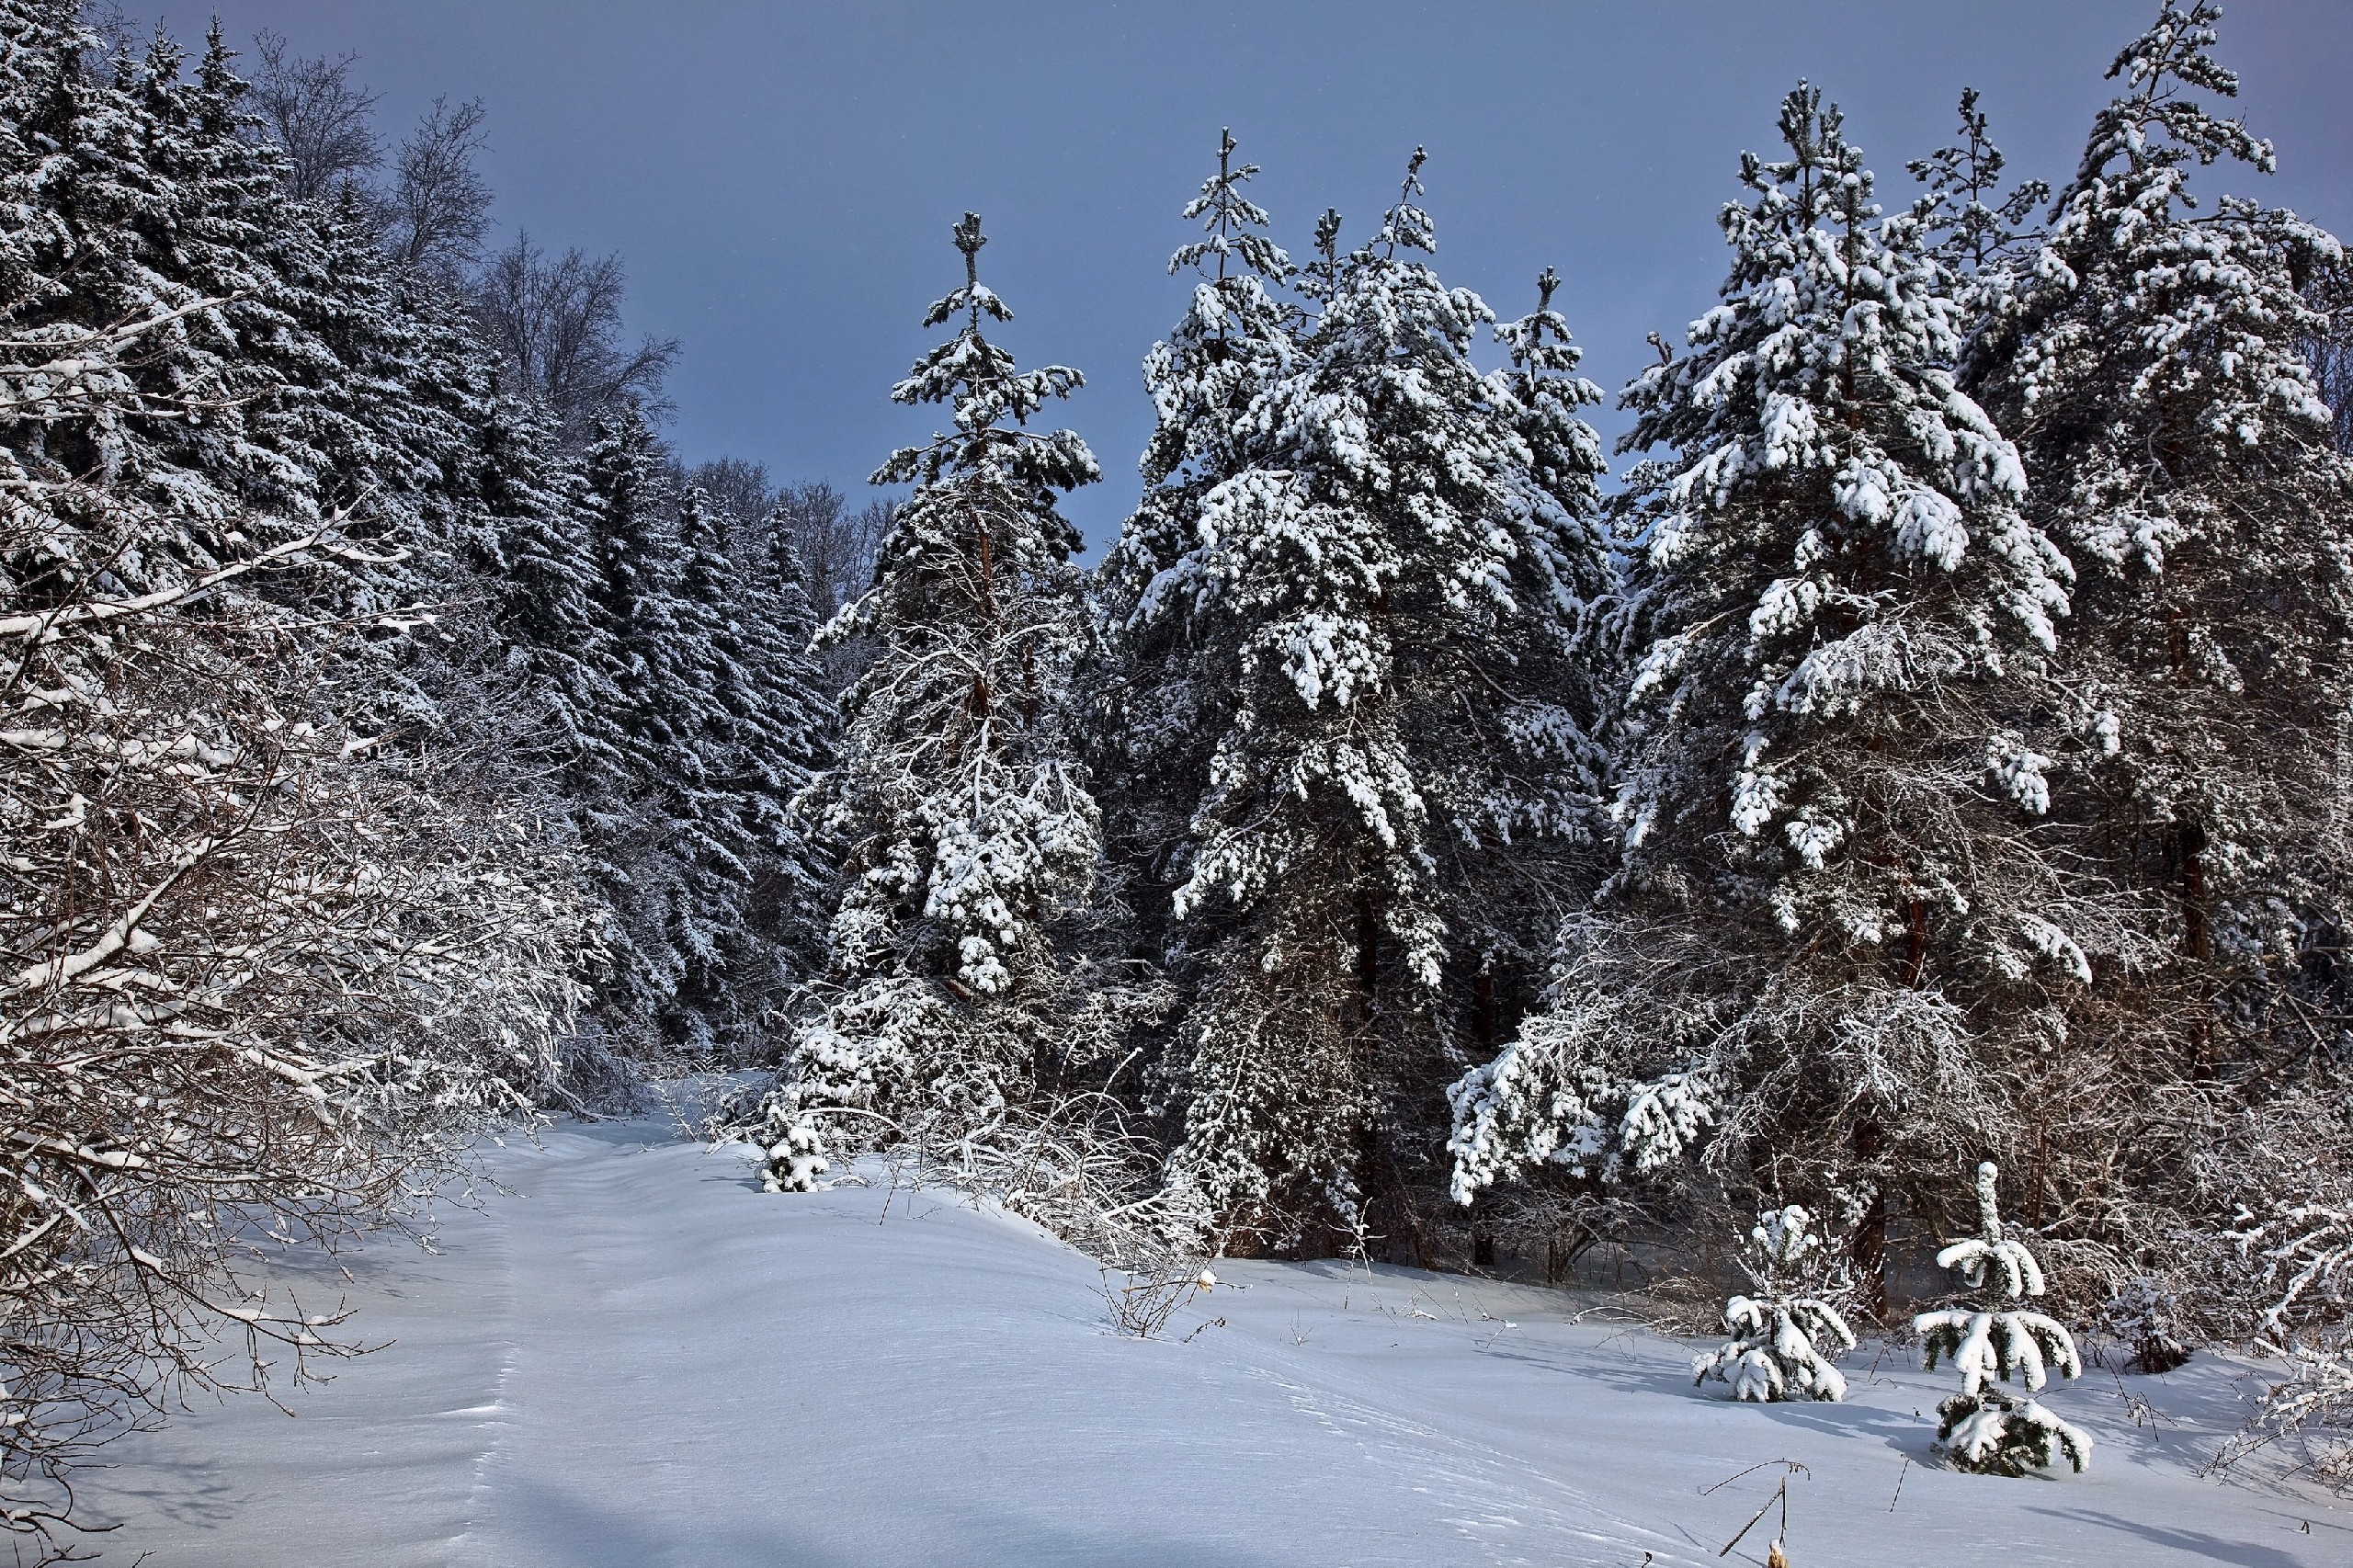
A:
1693,1205,1855,1403
2223,1114,2353,1347
2186,1094,2353,1485
754,1086,1199,1270
2212,1332,2353,1492
1915,1163,2091,1475
2096,1277,2192,1375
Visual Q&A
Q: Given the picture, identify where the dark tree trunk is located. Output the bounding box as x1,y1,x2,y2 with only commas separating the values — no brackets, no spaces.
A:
1362,1126,1433,1270
2176,820,2210,963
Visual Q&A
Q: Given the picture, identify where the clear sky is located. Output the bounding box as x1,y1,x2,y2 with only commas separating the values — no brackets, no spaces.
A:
176,2,2352,552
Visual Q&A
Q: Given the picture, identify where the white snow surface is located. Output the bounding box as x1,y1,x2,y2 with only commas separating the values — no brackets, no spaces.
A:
79,1119,2348,1566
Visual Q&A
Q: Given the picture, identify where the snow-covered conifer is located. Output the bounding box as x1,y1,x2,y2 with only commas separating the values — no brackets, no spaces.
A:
721,509,837,987
574,409,730,1046
1906,88,2048,278
1693,1205,1855,1403
1449,85,2086,1312
1097,130,1300,963
472,389,626,789
764,213,1102,1188
1131,150,1614,1249
1963,2,2353,1076
665,480,835,1043
1915,1162,2092,1474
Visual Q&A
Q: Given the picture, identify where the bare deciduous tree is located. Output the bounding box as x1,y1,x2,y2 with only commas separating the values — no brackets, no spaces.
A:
2310,272,2353,458
780,484,892,627
382,96,492,280
472,233,677,442
245,30,381,203
688,456,777,535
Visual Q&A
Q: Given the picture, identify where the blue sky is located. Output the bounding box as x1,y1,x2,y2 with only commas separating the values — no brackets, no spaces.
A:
186,2,2352,551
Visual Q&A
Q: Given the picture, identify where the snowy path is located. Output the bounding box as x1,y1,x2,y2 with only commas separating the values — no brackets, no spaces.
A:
79,1119,2352,1566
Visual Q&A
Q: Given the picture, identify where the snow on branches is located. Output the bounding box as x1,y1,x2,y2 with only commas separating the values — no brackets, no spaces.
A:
1449,86,2101,1300
1965,0,2353,1005
1915,1162,2091,1474
765,213,1131,1191
1693,1205,1856,1403
1,300,595,1536
1118,141,1616,1247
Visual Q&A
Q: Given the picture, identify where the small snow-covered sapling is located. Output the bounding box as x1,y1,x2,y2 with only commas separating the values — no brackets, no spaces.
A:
1915,1161,2092,1474
1694,1204,1856,1402
762,1115,828,1193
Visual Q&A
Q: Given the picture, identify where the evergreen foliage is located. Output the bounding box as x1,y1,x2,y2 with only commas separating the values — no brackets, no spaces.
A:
763,212,1107,1190
1916,1163,2093,1474
1114,144,1616,1250
1964,0,2353,1091
1097,130,1300,978
7,0,2353,1528
569,420,833,1054
1906,87,2048,277
1692,1205,1856,1403
1449,85,2086,1314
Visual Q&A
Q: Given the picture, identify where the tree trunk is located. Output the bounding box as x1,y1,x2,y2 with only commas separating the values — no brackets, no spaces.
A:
2176,820,2210,963
1364,1125,1433,1271
969,521,995,722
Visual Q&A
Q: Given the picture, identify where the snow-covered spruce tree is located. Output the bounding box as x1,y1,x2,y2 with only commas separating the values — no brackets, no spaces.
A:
574,405,699,1042
1962,2,2353,1090
1465,261,1618,975
1917,1163,2092,1474
56,24,483,606
470,387,628,794
1448,85,2092,1312
1096,129,1301,985
1693,1204,1856,1403
762,213,1104,1189
1131,151,1614,1252
670,479,835,1049
725,505,838,1012
574,417,807,1055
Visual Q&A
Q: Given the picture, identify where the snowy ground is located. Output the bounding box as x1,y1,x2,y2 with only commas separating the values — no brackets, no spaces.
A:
73,1117,2350,1567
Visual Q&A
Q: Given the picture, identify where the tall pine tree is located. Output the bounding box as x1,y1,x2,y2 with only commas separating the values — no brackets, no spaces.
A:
763,213,1103,1188
1962,1,2353,1091
1097,130,1301,981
